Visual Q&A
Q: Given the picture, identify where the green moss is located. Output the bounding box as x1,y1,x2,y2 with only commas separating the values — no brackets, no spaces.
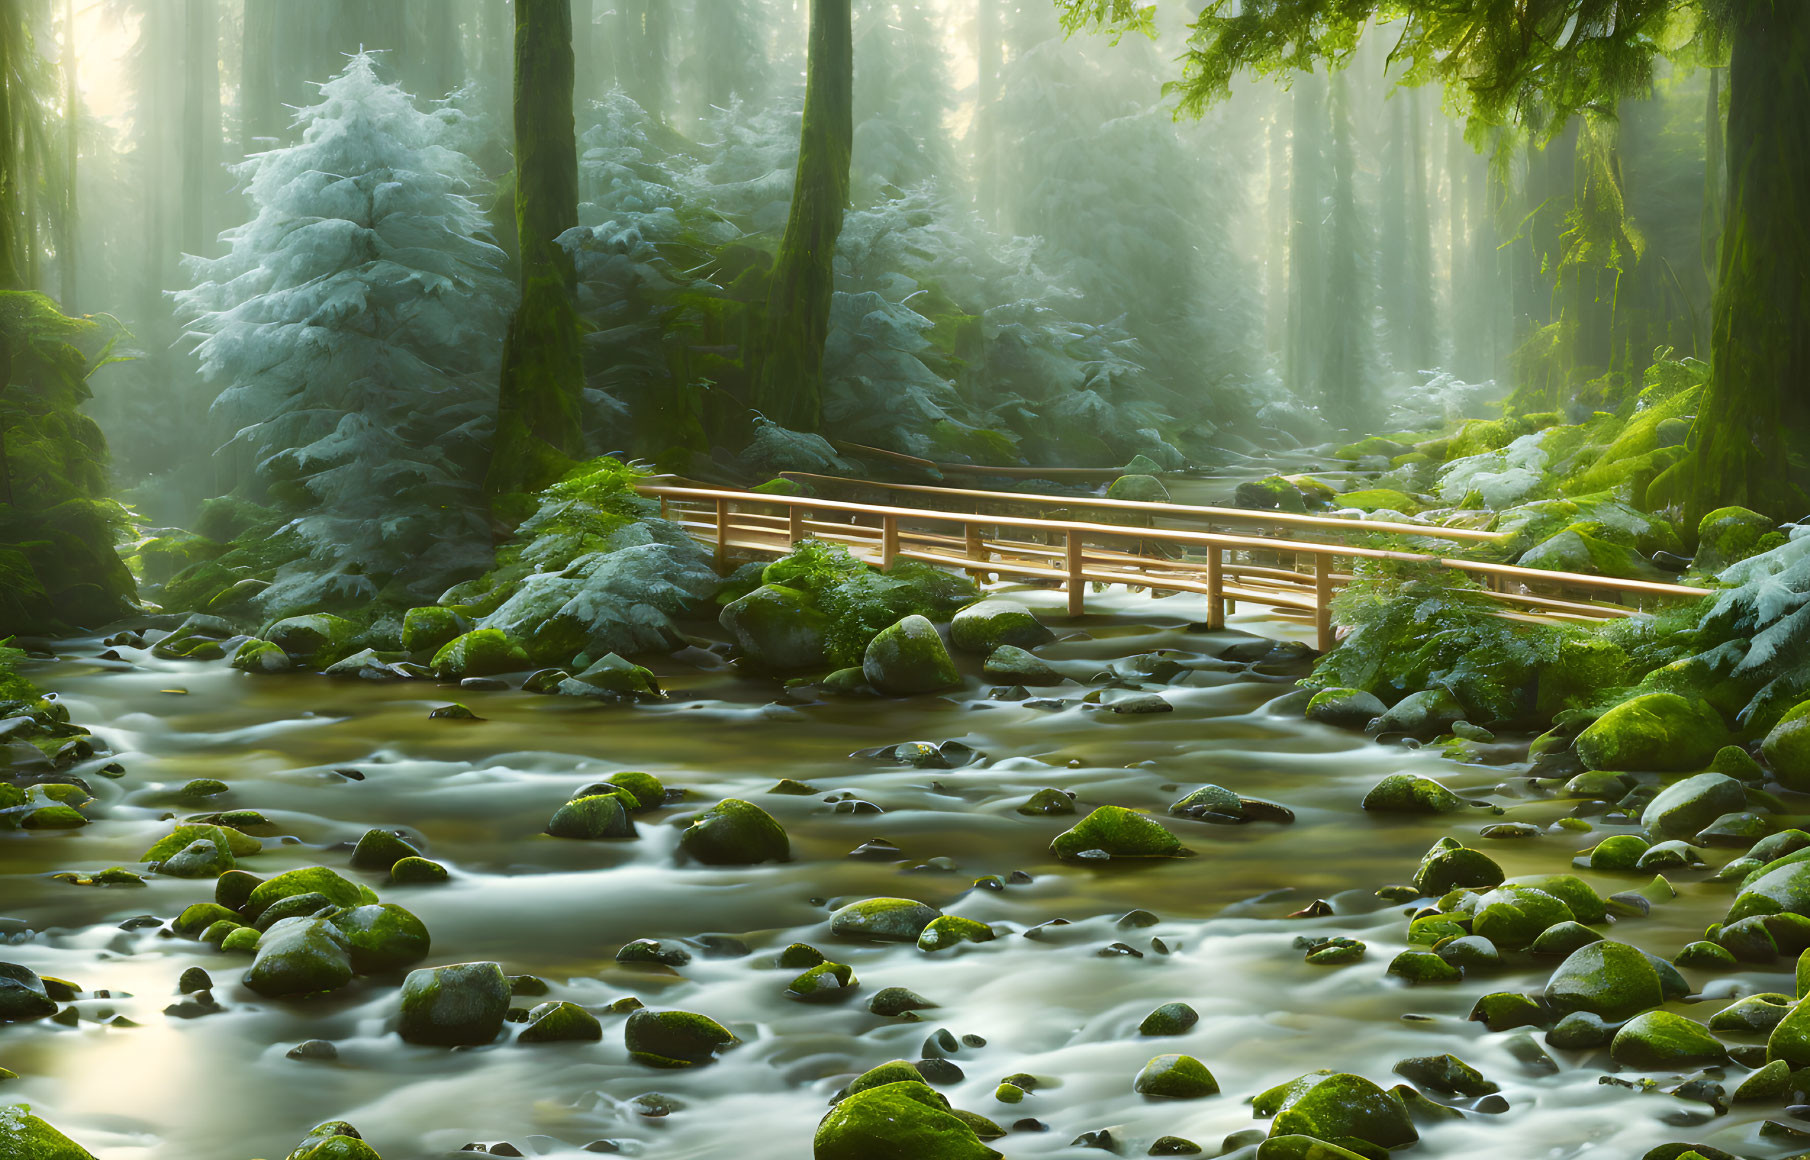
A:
759,541,977,668
141,823,261,862
1575,693,1730,772
1333,488,1420,513
678,798,789,865
243,866,373,920
1133,1054,1219,1098
1050,806,1187,861
431,628,529,680
623,1007,738,1068
0,1105,99,1160
1256,1072,1417,1149
814,1081,1001,1160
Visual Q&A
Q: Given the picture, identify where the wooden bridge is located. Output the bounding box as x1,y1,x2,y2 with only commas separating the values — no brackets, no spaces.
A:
638,476,1708,651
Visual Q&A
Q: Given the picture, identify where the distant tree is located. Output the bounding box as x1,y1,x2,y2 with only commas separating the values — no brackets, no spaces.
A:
175,55,510,611
486,0,587,498
749,0,852,432
1059,0,1810,521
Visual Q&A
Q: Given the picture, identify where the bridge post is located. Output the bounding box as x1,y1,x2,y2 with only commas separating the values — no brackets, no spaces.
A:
788,505,805,545
715,498,730,567
1205,546,1224,629
1066,533,1085,617
1314,555,1334,652
965,524,988,583
881,515,899,569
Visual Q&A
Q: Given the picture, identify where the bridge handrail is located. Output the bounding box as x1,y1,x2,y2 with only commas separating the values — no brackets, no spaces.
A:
637,482,1709,602
776,471,1506,544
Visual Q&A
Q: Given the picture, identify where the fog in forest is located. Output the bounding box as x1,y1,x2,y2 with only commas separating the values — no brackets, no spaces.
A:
16,1,1717,531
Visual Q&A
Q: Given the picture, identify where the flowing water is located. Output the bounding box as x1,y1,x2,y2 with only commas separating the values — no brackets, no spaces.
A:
0,584,1795,1160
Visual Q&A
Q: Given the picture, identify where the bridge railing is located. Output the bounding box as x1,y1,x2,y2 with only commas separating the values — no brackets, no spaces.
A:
637,482,1708,651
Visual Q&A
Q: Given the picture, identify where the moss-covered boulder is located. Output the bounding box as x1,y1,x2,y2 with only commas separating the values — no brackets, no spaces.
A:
328,904,430,974
787,961,858,1001
1411,837,1503,895
1371,687,1467,737
262,614,360,662
349,830,422,871
389,856,449,885
863,615,960,696
230,639,293,673
981,645,1063,686
517,1000,603,1043
1609,1010,1726,1069
950,599,1055,654
430,629,528,680
813,1080,1001,1160
285,1121,380,1160
1390,1055,1497,1097
158,837,235,878
1139,1002,1200,1036
1334,488,1420,514
1255,1072,1416,1149
401,606,470,655
1727,861,1810,922
917,916,994,952
1362,774,1462,815
244,866,373,920
1588,834,1650,870
678,798,788,865
1305,688,1386,731
0,962,57,1021
546,793,637,840
1544,940,1666,1021
1017,788,1075,816
1694,506,1775,573
141,822,261,862
558,653,662,699
0,1106,98,1160
1520,527,1667,581
1050,806,1187,861
624,1007,738,1068
1235,475,1309,514
719,584,830,671
397,961,510,1046
830,897,941,942
1762,701,1810,792
1575,694,1730,773
1767,996,1810,1066
1134,1054,1219,1098
1108,473,1170,504
1640,772,1747,839
243,917,354,997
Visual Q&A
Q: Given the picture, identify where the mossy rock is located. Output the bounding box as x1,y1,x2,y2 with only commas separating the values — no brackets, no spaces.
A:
1411,838,1503,895
1544,940,1666,1021
1641,773,1747,839
1387,950,1460,984
172,902,241,938
328,904,431,974
1707,993,1794,1034
1139,1002,1200,1036
1256,1136,1369,1160
349,830,422,871
1575,694,1730,774
1728,861,1810,923
1134,1054,1218,1098
141,823,261,862
830,897,941,942
1333,489,1420,514
1362,774,1462,815
517,1000,603,1043
1371,687,1468,737
1050,806,1187,861
917,916,994,952
678,798,788,865
229,639,293,673
1762,701,1810,792
1305,688,1386,731
1468,991,1548,1031
1694,506,1775,573
787,961,858,1001
1017,788,1075,816
1768,997,1810,1066
981,645,1062,686
244,866,373,920
556,652,663,700
624,1007,738,1068
845,1060,927,1097
1391,1054,1497,1097
1610,1010,1726,1069
262,614,360,661
1255,1072,1416,1149
1334,435,1413,461
1108,474,1170,504
863,615,960,696
813,1080,1001,1160
158,837,235,878
606,771,667,811
1588,834,1650,870
950,599,1054,654
547,794,637,840
401,606,471,655
1235,475,1309,514
284,1121,377,1160
0,963,57,1020
430,629,529,680
243,917,354,997
398,961,510,1046
0,1106,99,1160
1533,921,1603,957
1519,527,1667,581
719,584,830,671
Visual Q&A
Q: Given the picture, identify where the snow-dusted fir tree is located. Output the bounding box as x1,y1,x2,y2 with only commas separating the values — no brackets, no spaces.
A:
175,54,510,613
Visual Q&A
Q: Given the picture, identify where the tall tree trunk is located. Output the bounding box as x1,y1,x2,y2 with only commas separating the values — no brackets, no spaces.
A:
1321,70,1370,430
1284,71,1325,399
1702,65,1724,288
1264,90,1287,359
749,0,852,432
181,0,217,258
486,0,585,498
1404,86,1435,370
0,0,17,292
975,0,998,229
1675,3,1810,522
241,0,279,153
59,0,74,310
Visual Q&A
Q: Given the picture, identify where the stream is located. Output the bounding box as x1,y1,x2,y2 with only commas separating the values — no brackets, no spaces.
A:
1,579,1794,1160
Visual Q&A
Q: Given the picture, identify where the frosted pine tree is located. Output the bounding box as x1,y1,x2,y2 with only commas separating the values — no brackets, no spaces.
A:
174,54,510,613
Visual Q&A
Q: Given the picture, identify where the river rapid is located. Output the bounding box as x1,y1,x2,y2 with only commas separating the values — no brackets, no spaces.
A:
1,580,1796,1160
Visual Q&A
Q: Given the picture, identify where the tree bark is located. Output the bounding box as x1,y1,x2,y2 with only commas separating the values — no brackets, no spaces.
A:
486,0,586,498
181,0,218,258
1674,2,1810,522
749,0,852,432
59,0,75,311
1284,71,1325,399
0,0,17,291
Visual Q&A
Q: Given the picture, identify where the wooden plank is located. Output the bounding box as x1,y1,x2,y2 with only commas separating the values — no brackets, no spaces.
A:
1066,533,1085,617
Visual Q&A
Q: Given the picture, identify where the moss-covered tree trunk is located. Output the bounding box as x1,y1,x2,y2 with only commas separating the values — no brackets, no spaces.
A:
485,0,586,499
749,0,851,433
0,0,20,292
1676,3,1810,523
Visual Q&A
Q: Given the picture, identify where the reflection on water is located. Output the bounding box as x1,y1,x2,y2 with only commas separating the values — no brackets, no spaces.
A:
0,587,1792,1159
